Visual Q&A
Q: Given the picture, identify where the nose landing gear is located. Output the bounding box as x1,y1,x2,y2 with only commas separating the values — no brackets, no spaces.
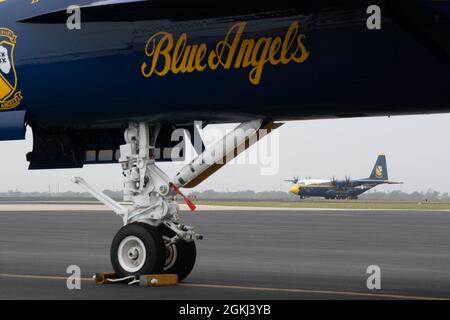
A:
74,122,201,281
74,119,279,282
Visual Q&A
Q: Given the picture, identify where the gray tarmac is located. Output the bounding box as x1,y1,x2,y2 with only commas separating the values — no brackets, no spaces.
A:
0,208,449,299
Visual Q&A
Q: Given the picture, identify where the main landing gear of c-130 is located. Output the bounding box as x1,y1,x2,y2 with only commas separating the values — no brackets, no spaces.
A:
74,120,281,281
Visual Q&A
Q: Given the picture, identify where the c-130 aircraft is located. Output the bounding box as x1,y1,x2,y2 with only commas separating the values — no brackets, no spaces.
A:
287,154,403,200
0,0,449,280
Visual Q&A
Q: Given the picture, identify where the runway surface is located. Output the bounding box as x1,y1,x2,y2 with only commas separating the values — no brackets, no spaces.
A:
0,206,449,299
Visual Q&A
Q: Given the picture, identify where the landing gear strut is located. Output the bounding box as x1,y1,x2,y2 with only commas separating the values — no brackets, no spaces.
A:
74,120,280,281
74,122,201,281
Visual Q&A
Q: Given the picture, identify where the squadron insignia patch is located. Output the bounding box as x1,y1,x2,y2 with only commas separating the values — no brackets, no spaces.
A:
0,28,22,111
375,165,384,178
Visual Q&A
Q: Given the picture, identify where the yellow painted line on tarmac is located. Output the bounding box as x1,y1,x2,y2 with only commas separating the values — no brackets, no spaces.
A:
179,283,449,300
0,272,447,300
0,273,93,282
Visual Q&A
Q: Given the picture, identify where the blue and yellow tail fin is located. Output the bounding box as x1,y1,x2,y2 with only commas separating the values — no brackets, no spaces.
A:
369,153,388,180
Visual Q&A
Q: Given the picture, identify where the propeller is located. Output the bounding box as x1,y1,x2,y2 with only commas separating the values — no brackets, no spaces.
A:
331,176,353,190
344,176,352,186
284,176,299,184
330,176,337,186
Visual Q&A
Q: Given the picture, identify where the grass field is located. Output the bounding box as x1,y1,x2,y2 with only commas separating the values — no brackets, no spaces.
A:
195,200,450,210
1,197,449,211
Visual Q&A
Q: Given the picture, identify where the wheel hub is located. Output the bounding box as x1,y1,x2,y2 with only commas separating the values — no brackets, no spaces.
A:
128,247,140,260
118,236,147,273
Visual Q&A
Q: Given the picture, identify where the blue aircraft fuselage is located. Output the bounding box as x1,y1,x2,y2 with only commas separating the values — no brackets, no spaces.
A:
1,0,450,129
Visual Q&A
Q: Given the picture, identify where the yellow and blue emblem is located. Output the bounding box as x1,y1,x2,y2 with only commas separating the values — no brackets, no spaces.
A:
0,28,22,111
375,165,383,178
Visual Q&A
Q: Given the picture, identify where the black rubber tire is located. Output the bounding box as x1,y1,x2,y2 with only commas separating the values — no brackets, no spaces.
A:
110,222,165,278
157,225,197,282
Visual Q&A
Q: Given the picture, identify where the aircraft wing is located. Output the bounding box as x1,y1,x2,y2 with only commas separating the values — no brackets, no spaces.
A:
384,180,404,185
353,179,403,185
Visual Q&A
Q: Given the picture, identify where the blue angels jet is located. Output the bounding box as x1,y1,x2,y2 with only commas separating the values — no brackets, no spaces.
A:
0,0,449,280
287,154,402,200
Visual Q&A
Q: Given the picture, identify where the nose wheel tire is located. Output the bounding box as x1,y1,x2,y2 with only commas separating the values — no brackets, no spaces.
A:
158,225,197,282
111,222,165,278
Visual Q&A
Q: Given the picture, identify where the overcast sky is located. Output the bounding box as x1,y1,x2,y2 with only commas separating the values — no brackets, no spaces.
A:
0,113,449,194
